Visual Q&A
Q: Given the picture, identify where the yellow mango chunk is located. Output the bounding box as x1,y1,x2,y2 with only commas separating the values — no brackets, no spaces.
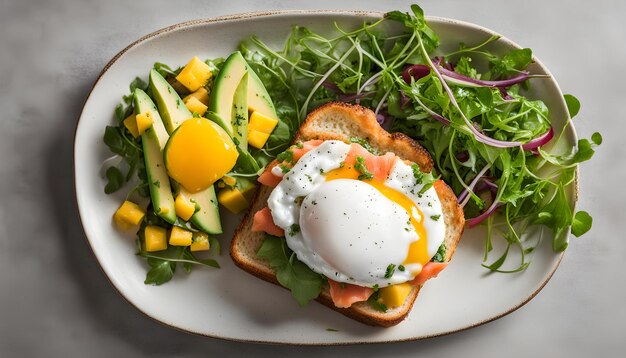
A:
113,201,146,229
144,226,167,252
183,96,208,116
190,232,210,252
183,87,210,106
135,112,154,135
123,114,139,138
221,175,237,187
248,111,278,134
247,129,270,149
217,187,248,214
175,194,196,221
379,283,414,308
176,56,212,92
169,226,193,246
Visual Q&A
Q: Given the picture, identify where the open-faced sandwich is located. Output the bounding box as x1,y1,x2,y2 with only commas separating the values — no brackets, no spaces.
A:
231,102,465,326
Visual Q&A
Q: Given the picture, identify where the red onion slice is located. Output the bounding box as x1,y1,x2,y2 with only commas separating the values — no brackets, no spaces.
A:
438,66,531,88
402,64,431,84
521,127,554,150
466,200,503,227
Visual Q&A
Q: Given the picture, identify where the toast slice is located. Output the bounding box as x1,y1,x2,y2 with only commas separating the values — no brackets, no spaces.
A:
231,102,465,327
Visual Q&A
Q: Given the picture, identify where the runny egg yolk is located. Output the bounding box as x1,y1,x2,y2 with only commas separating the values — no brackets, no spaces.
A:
165,118,238,193
325,165,431,266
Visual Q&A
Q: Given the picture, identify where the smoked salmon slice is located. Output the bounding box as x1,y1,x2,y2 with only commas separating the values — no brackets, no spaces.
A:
365,152,396,181
292,139,323,161
251,207,284,237
257,163,282,188
409,262,448,286
328,280,374,308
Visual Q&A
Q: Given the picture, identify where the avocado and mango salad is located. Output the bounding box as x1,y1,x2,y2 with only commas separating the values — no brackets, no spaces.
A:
105,52,284,284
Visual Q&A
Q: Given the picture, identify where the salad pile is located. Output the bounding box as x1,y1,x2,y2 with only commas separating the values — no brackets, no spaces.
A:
103,4,599,285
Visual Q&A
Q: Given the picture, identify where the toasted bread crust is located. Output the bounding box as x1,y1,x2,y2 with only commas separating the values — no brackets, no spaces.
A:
230,102,464,327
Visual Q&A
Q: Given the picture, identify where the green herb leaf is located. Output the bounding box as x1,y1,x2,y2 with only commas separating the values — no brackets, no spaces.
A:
571,211,593,237
367,291,388,313
564,94,581,118
276,149,295,164
355,156,374,180
104,166,124,194
257,235,325,306
144,257,176,285
349,137,380,155
384,264,396,278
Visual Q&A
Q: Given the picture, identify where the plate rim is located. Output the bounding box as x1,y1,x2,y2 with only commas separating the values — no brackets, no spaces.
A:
73,9,577,345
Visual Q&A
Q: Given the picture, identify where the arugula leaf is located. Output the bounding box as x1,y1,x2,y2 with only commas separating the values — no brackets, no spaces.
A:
144,257,176,285
489,48,532,77
104,166,124,194
257,235,325,306
564,94,581,118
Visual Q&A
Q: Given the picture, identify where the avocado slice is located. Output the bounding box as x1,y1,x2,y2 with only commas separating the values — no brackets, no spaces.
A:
208,52,249,136
148,70,222,234
247,65,279,119
232,72,248,150
210,52,280,132
149,69,189,133
133,89,176,224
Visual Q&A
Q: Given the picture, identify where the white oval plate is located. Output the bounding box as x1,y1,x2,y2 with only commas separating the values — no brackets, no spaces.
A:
74,10,577,345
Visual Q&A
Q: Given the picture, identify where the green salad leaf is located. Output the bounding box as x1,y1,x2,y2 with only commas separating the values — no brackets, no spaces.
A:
257,235,326,306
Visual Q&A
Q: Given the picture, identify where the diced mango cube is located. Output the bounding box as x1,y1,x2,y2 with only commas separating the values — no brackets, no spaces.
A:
183,96,208,116
175,193,196,221
190,232,210,252
176,56,212,92
113,201,146,229
248,111,278,134
183,87,210,106
123,114,140,138
379,283,414,308
217,187,248,214
221,175,237,187
247,129,270,149
135,112,154,135
169,226,193,246
144,226,167,252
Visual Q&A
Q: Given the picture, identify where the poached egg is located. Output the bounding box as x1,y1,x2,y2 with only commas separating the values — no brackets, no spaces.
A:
268,140,445,287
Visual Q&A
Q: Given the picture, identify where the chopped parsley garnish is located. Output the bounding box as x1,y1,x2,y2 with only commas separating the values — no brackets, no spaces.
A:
355,156,374,180
411,163,424,184
398,265,405,272
384,264,396,278
431,244,446,263
276,149,295,164
367,291,388,313
349,137,380,155
289,224,300,236
430,214,441,221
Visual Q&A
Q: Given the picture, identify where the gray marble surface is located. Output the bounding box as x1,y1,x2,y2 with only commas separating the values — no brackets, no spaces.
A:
1,0,624,356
